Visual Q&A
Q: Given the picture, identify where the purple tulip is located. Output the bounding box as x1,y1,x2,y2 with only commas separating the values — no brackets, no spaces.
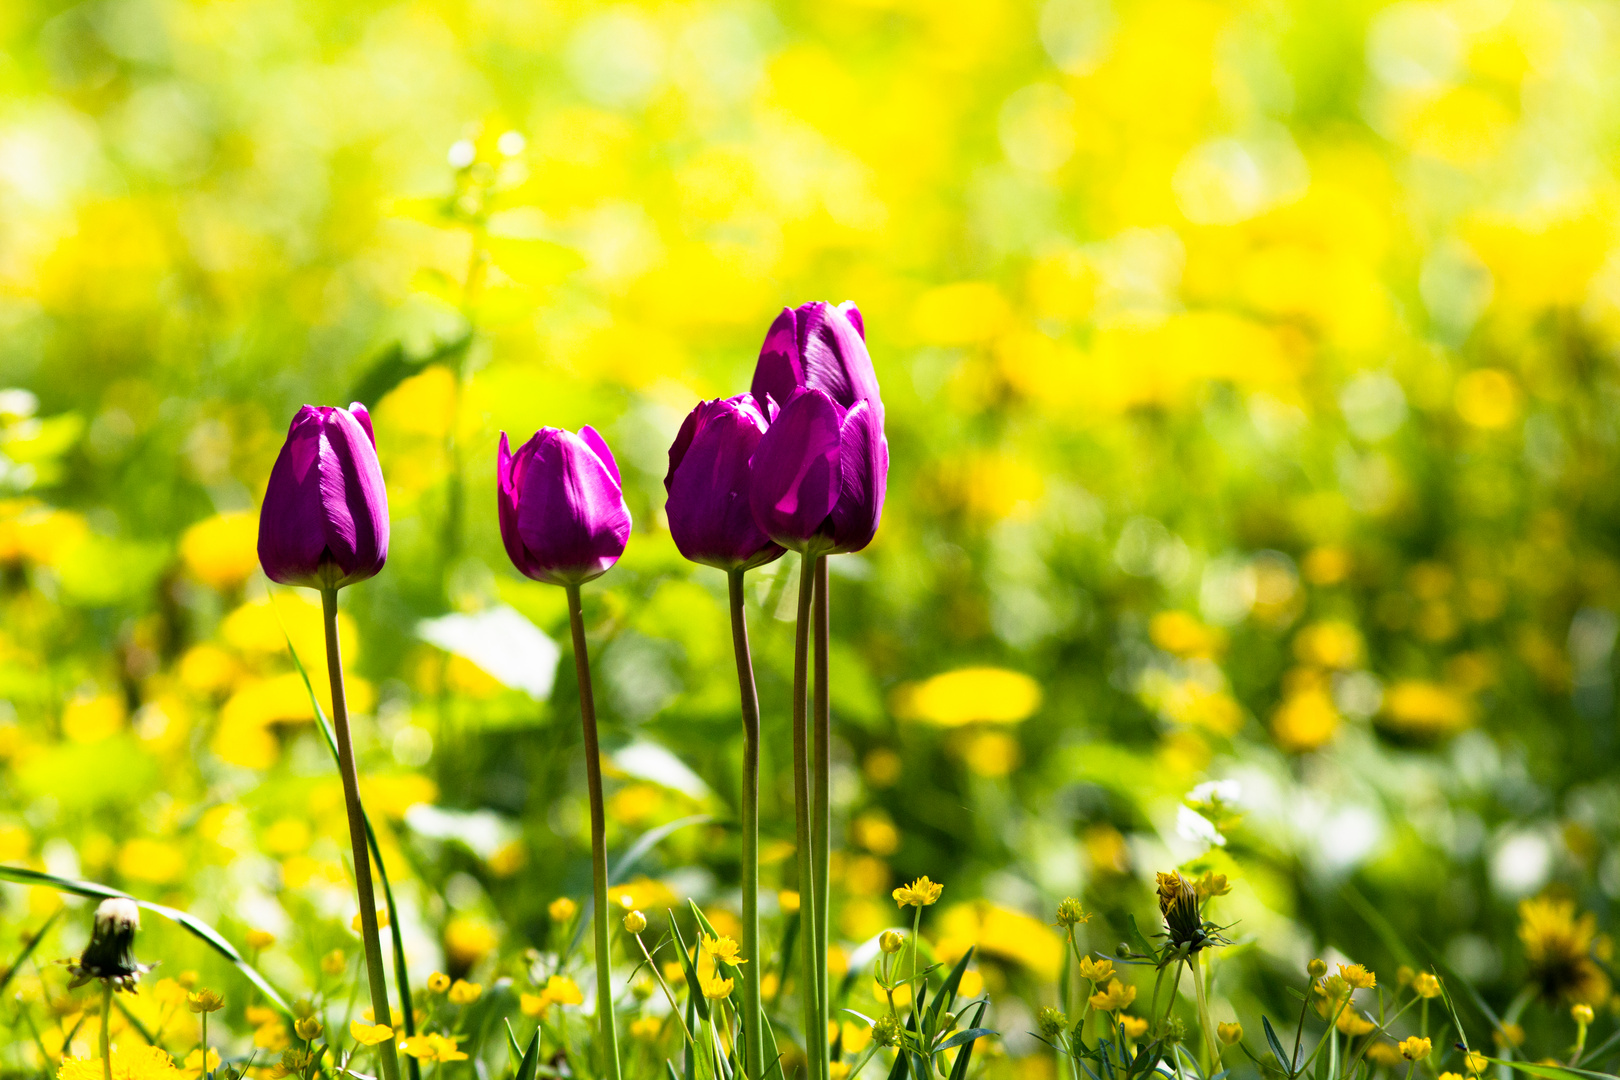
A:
497,426,631,586
751,301,881,419
749,387,888,555
665,395,784,572
258,403,389,590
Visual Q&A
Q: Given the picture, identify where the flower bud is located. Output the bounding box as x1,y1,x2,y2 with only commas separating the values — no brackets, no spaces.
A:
1037,1007,1069,1038
879,930,905,954
623,910,648,935
295,1015,323,1040
497,427,631,586
70,898,151,991
664,396,783,572
1307,958,1327,979
258,404,389,590
1574,1003,1595,1025
1055,898,1089,928
1218,1022,1243,1045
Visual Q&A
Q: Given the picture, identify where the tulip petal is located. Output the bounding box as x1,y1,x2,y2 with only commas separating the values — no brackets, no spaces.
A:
827,399,888,555
749,307,805,415
749,388,842,550
258,405,389,589
839,301,865,340
663,408,702,495
579,425,621,488
796,302,882,416
349,402,377,447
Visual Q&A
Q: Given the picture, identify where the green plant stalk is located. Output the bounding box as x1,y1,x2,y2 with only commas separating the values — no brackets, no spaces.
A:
727,570,767,1080
565,584,624,1080
321,587,402,1080
811,554,832,1080
1190,953,1219,1075
790,552,822,1080
632,932,696,1047
100,983,112,1080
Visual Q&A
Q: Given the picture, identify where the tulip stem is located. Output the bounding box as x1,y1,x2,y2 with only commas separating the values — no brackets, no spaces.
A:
811,555,831,1080
728,570,767,1080
320,588,401,1080
791,553,822,1080
566,584,624,1080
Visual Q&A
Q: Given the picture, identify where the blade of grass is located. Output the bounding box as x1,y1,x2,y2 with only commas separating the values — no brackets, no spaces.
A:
0,909,59,997
0,865,290,1014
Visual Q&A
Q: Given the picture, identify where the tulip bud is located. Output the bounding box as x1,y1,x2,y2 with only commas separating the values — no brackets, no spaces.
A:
70,898,151,991
879,930,905,954
751,302,881,420
497,427,631,586
258,404,389,590
664,395,783,572
623,910,648,935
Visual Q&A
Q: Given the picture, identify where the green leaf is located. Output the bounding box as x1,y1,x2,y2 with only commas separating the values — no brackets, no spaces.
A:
946,1003,987,1080
928,945,977,1030
347,333,471,409
1479,1057,1620,1080
484,236,585,287
1261,1015,1292,1077
514,1027,542,1080
0,864,291,1015
667,911,711,1022
936,1028,996,1052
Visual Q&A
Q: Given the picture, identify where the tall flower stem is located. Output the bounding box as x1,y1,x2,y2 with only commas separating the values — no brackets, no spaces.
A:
1190,953,1219,1075
811,555,831,1080
566,584,624,1080
321,587,401,1080
728,570,766,1080
791,552,822,1080
99,983,111,1080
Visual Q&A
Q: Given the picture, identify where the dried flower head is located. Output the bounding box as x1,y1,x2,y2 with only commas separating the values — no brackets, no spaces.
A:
69,898,152,992
1155,871,1229,958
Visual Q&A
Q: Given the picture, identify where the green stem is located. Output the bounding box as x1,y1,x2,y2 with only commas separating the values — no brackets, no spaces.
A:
566,584,624,1080
634,934,696,1047
100,983,112,1080
812,555,831,1080
321,588,401,1080
791,553,821,1080
728,571,766,1080
1190,954,1219,1075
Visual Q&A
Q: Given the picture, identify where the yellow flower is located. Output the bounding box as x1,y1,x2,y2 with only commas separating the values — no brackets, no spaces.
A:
320,950,346,976
1440,1074,1465,1080
427,972,451,993
1119,1016,1149,1039
1089,979,1137,1012
1338,964,1376,990
1337,1010,1376,1036
1366,1042,1404,1068
1077,957,1114,983
180,1049,220,1079
702,974,735,1000
829,1064,850,1080
703,934,747,966
58,1046,184,1080
448,979,483,1005
1574,1003,1595,1025
1193,872,1231,900
350,1020,393,1046
1519,897,1611,1005
245,929,276,951
400,1034,467,1063
631,1016,663,1041
536,974,585,1010
254,1022,290,1051
1412,972,1441,998
246,1006,279,1027
880,930,905,954
549,897,578,922
294,1015,322,1040
1465,1051,1489,1074
623,910,648,934
351,909,389,932
1400,1036,1432,1061
186,990,224,1014
1493,1024,1524,1048
1218,1022,1243,1045
521,993,548,1017
892,877,943,908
